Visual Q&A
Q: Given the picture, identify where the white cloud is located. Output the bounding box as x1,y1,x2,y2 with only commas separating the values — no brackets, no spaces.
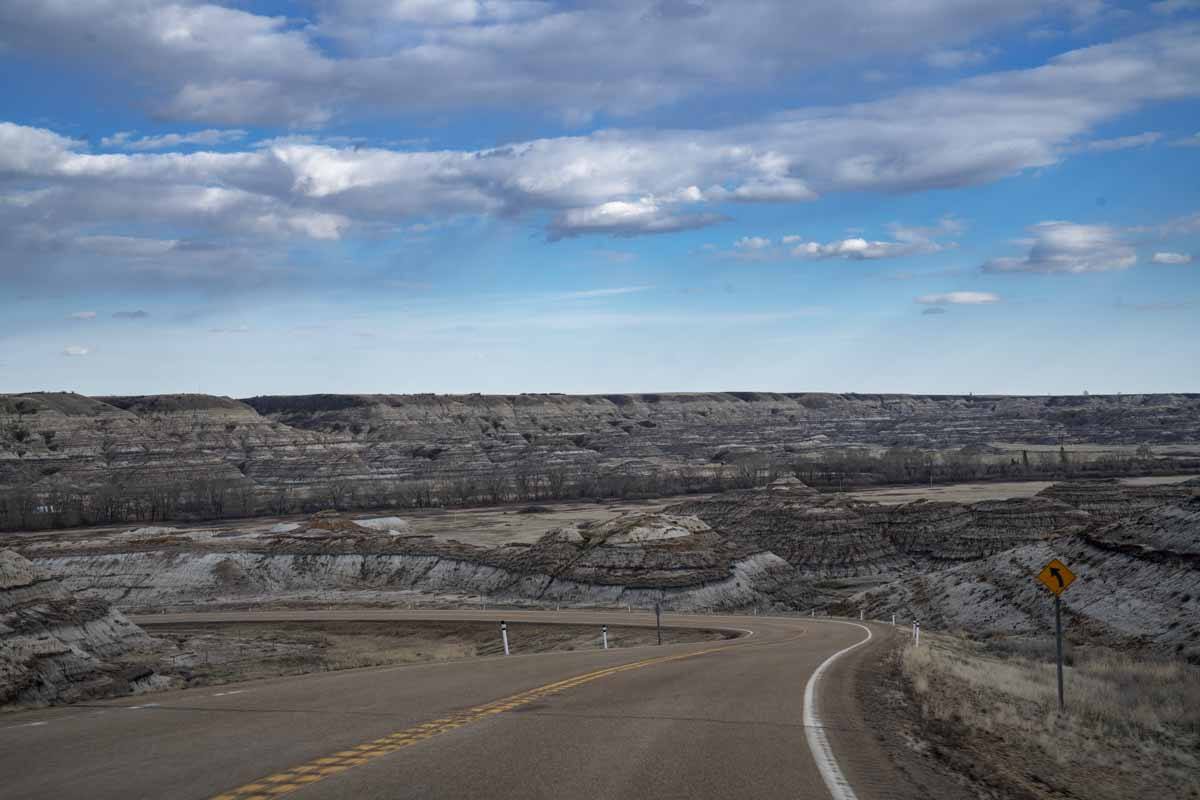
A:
915,291,1000,305
925,48,995,69
547,198,726,240
1152,0,1200,14
0,23,1197,292
721,217,960,262
1079,131,1162,151
555,286,653,299
1152,251,1193,264
62,345,89,356
112,310,151,319
101,129,248,151
983,222,1137,274
67,311,97,320
0,1,1102,126
1172,132,1200,147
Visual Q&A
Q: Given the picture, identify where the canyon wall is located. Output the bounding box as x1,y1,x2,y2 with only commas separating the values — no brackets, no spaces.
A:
3,391,1199,528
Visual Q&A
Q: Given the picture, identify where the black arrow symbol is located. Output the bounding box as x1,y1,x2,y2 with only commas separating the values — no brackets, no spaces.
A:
1049,567,1064,588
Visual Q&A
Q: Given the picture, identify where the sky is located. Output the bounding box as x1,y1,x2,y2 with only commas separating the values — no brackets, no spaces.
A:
1,0,1199,397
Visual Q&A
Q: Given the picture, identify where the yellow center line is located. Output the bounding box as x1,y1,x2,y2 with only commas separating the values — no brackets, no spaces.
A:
210,643,738,800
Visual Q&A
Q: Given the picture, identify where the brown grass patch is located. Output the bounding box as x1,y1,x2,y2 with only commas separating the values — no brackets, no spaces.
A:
901,634,1200,799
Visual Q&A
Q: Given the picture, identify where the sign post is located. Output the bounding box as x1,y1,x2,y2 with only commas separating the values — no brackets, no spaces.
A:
655,602,662,646
1036,558,1077,713
500,620,510,656
602,625,608,650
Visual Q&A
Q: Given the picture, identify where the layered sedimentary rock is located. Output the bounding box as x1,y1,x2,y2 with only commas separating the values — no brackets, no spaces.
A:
668,484,1088,578
1036,478,1200,521
3,391,1199,523
854,498,1200,656
0,550,165,707
23,512,797,611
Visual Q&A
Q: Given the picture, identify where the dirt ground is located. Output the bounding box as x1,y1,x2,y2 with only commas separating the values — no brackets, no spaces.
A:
847,474,1196,505
127,620,732,690
379,497,692,546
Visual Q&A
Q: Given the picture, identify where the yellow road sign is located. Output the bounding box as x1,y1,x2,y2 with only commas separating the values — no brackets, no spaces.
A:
1036,558,1076,596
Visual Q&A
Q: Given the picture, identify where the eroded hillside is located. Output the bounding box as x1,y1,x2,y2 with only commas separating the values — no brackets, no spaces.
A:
3,391,1200,530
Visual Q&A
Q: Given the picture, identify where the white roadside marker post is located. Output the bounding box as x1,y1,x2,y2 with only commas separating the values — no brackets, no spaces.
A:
859,609,864,621
914,622,920,648
602,625,608,649
501,621,510,656
891,613,896,626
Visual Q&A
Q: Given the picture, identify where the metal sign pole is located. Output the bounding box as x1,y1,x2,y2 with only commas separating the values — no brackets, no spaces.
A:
602,625,608,650
501,621,510,656
1055,595,1065,713
655,602,662,646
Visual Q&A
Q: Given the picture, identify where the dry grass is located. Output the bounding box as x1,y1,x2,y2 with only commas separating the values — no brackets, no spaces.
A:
902,634,1200,799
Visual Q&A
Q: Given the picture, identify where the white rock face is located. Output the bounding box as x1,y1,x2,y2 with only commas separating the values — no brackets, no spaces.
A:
596,514,711,546
1,550,160,707
36,546,789,613
854,499,1200,656
354,517,413,534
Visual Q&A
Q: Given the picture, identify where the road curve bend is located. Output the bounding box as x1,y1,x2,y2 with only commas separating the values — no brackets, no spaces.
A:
1,610,901,800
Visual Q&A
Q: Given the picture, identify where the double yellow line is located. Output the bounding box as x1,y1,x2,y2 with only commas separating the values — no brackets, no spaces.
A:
212,643,735,799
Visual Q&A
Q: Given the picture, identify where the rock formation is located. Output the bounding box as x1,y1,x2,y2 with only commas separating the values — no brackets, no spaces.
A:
0,549,166,707
17,510,797,612
668,488,1088,578
3,391,1198,529
853,496,1200,657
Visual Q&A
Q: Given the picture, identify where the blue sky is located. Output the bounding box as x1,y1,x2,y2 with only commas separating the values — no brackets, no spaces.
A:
1,0,1198,396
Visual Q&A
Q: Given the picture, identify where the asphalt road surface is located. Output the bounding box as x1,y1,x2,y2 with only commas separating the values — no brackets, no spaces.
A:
1,610,908,800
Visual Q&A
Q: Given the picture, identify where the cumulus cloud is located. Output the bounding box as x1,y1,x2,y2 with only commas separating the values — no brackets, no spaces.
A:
62,345,89,356
0,23,1197,290
719,218,961,262
0,1,1105,126
915,291,1000,304
983,222,1137,274
547,198,726,240
101,129,248,151
67,311,96,320
112,310,151,319
1152,251,1193,264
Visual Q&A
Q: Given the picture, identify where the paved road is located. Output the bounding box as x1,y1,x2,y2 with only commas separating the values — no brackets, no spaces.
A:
1,610,905,800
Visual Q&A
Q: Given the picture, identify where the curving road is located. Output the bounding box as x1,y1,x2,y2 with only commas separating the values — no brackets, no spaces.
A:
1,610,911,800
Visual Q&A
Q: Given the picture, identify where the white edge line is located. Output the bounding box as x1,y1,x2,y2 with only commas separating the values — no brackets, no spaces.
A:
803,621,873,800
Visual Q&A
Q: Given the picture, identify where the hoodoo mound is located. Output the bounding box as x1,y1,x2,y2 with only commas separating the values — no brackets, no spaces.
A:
0,549,164,707
855,497,1200,656
669,490,1087,579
